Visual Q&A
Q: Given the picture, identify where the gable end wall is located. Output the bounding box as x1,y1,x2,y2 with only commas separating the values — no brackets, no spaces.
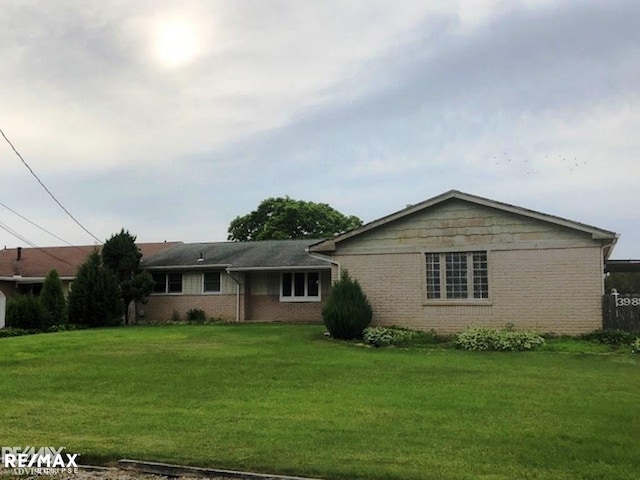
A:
332,200,605,334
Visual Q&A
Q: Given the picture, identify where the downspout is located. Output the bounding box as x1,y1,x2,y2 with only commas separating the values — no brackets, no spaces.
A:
225,268,242,322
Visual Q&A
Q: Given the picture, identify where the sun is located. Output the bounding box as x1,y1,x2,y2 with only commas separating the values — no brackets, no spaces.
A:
153,19,199,67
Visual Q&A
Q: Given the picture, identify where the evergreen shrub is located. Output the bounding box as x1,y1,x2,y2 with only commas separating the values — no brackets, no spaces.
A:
40,269,67,328
6,295,45,330
322,270,372,340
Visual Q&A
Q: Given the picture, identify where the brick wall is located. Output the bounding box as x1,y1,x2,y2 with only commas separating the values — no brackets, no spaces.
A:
141,294,241,322
141,293,325,323
247,295,325,322
335,246,604,334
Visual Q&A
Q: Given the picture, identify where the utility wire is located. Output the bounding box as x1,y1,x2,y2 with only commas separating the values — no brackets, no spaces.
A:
0,127,102,244
0,199,74,246
0,220,78,267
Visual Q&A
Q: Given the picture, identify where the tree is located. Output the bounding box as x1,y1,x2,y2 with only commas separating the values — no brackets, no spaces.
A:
101,229,154,324
227,197,362,241
605,272,640,294
68,251,123,328
40,269,67,328
322,270,373,340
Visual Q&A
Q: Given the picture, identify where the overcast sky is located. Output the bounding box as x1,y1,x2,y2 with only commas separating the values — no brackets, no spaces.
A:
1,0,638,258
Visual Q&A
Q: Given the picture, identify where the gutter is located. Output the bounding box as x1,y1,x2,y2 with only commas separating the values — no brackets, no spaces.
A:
306,249,341,278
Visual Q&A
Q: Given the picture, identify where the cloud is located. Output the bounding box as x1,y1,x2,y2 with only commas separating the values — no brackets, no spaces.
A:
0,0,638,257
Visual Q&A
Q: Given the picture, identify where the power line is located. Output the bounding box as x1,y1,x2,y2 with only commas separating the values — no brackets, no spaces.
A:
0,127,102,244
0,199,74,246
0,220,77,267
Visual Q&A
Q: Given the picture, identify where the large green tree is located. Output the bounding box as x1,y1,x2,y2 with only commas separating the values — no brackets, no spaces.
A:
228,197,362,241
101,229,154,324
68,251,122,327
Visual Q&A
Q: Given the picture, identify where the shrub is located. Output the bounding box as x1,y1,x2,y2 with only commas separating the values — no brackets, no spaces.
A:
631,338,640,354
0,327,36,338
322,270,372,340
68,251,123,328
40,269,67,328
186,308,207,323
170,309,181,322
581,329,636,345
362,327,438,347
6,295,45,330
456,326,545,352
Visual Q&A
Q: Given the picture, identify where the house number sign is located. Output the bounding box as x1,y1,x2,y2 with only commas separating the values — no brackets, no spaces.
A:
616,297,640,307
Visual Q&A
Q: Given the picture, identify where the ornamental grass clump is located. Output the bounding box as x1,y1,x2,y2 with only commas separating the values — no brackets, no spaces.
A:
456,326,545,352
322,270,372,340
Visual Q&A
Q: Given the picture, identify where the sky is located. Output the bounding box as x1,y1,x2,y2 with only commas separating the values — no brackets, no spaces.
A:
0,0,638,258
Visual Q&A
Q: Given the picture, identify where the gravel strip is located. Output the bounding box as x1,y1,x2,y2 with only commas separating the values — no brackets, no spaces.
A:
0,467,229,480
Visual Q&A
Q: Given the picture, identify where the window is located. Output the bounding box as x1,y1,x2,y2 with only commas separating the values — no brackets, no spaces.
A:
425,252,488,300
281,271,320,301
152,272,183,294
203,272,221,293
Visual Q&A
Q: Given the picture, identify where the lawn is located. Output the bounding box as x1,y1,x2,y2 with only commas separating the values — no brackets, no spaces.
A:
1,324,639,480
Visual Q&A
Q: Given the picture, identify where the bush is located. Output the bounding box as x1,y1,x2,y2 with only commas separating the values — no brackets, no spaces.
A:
456,326,545,352
631,338,640,354
186,308,207,323
0,327,36,338
322,270,372,340
362,327,439,347
6,295,45,330
581,329,636,345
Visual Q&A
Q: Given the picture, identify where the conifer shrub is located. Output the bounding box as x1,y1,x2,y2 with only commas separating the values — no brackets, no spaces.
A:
322,270,372,340
68,251,123,328
40,269,67,328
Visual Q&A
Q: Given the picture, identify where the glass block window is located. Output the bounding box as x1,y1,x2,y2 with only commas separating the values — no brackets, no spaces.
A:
426,251,489,300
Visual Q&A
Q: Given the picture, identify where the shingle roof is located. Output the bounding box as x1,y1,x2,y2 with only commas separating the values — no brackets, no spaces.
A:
140,239,330,270
0,242,180,278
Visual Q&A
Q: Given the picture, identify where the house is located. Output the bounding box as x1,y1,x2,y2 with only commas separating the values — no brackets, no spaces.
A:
0,242,179,297
0,191,620,334
309,190,618,335
0,242,179,327
139,239,331,322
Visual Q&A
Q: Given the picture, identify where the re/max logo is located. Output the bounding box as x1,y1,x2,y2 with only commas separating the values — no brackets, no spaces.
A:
1,447,79,468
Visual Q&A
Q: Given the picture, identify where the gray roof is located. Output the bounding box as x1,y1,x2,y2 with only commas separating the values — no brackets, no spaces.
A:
141,239,330,271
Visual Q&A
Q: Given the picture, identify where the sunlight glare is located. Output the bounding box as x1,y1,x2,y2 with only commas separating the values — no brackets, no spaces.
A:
154,19,199,67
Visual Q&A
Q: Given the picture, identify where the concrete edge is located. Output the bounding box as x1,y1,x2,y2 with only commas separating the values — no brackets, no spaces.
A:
118,459,323,480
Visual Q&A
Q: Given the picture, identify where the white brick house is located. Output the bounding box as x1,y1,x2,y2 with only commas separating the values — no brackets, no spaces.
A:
309,190,618,334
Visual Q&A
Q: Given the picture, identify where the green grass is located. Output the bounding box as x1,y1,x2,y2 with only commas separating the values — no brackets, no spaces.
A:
1,324,639,480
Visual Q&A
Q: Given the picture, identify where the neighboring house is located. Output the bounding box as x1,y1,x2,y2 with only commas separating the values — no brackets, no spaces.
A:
0,242,179,299
139,239,331,322
309,190,618,335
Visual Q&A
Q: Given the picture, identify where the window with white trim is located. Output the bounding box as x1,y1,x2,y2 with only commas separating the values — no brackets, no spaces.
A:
280,272,320,302
203,272,221,293
152,272,183,294
425,252,488,300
